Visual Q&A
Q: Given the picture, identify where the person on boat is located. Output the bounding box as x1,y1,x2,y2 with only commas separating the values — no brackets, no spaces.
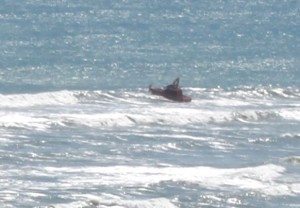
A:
166,77,179,90
165,77,183,97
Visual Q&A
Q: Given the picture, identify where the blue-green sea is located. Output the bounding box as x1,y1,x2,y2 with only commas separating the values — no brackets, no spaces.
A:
0,1,300,207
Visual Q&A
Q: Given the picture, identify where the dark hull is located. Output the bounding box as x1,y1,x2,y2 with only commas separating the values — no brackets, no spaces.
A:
149,86,192,102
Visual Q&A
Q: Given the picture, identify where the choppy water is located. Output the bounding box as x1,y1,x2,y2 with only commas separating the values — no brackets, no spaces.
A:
0,1,300,208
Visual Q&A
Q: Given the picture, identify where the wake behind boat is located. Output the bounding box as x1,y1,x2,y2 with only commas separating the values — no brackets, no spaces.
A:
149,78,192,102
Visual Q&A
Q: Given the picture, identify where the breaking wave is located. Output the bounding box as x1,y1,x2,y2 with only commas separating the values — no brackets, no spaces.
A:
0,87,299,130
0,86,299,108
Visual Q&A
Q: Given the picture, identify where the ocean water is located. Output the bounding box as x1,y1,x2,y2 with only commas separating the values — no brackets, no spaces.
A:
0,0,300,207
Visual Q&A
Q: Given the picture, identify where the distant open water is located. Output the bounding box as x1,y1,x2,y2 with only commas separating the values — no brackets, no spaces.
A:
0,1,300,208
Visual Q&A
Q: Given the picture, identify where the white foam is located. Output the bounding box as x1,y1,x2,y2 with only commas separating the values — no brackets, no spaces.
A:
0,90,78,107
0,88,299,131
53,196,178,208
278,109,300,121
0,113,51,131
0,107,292,131
291,183,300,194
0,110,226,130
42,164,292,196
281,133,300,139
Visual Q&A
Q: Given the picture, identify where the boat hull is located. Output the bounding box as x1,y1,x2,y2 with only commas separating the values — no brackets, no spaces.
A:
149,86,191,102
